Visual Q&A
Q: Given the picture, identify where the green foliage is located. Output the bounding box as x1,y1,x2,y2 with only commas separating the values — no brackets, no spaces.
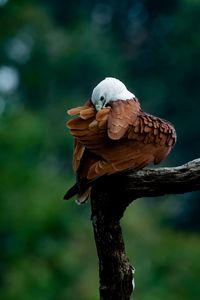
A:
0,0,200,299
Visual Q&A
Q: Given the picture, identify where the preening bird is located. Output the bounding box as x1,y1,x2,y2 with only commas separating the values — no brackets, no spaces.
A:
64,77,176,203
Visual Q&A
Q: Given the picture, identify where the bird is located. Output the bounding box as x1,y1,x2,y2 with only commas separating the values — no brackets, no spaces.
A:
64,77,176,203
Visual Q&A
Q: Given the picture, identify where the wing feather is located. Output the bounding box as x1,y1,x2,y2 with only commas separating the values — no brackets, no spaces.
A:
73,139,86,171
96,107,111,121
67,106,89,116
128,112,176,146
79,108,96,120
108,99,140,140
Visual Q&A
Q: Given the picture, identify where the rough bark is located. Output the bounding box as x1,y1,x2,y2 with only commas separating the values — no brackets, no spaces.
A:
90,158,200,300
91,187,133,300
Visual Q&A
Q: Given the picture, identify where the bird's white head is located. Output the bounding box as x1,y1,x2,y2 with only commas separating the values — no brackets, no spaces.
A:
91,77,135,111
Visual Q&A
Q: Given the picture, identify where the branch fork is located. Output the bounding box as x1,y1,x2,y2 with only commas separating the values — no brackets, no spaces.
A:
90,158,200,299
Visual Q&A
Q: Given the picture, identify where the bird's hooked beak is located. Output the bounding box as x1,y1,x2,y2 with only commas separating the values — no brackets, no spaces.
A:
94,98,107,111
95,100,103,111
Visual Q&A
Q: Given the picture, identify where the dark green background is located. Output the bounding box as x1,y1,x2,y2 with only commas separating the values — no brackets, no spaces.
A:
0,0,200,299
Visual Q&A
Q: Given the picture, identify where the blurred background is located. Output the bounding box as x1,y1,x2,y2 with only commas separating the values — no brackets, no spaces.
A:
0,0,200,299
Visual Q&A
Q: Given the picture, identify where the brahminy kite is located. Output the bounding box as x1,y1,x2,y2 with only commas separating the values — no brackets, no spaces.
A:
64,77,176,203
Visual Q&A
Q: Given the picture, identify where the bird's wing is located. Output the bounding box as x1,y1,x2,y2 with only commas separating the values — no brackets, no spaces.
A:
67,104,110,142
107,99,140,140
127,112,177,164
67,99,140,141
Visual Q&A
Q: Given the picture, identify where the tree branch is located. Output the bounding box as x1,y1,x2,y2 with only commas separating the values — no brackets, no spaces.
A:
90,158,200,300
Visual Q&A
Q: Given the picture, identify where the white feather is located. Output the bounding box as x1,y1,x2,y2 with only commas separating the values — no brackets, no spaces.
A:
91,77,135,111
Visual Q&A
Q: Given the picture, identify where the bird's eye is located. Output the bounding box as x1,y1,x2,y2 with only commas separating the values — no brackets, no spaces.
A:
100,96,104,101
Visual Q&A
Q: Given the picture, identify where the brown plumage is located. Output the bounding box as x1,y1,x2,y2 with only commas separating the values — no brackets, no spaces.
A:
64,79,176,203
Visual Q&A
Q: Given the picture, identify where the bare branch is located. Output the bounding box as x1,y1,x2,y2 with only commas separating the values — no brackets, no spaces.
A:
116,158,200,202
